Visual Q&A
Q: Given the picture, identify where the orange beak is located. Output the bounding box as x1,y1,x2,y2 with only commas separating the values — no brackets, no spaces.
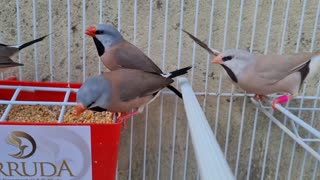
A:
85,26,96,37
76,103,86,116
211,54,224,64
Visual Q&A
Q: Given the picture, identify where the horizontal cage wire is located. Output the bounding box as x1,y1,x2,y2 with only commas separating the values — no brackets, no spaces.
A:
0,0,320,179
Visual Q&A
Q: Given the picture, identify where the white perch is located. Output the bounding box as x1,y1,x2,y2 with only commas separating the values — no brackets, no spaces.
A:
178,77,235,180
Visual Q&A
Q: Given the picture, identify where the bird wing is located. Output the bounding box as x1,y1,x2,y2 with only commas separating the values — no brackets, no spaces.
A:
0,57,23,68
0,45,19,58
107,69,172,102
254,52,318,84
111,41,163,74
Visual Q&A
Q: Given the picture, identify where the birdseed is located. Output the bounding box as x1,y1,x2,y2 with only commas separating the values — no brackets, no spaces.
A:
0,105,113,124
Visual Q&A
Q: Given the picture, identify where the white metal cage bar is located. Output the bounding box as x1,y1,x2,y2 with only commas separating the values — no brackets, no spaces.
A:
178,77,234,180
15,0,22,80
251,98,320,161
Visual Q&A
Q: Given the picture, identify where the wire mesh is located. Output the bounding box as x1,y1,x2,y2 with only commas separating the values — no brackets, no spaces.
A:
0,0,320,179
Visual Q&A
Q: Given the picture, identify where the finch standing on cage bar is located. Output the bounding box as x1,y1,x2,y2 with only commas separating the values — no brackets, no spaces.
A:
182,29,320,110
82,23,191,122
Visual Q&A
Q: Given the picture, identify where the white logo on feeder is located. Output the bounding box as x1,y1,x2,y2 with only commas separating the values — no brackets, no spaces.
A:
0,125,92,179
6,131,36,159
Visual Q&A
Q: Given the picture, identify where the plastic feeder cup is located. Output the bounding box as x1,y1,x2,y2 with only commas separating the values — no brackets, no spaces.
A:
0,80,121,180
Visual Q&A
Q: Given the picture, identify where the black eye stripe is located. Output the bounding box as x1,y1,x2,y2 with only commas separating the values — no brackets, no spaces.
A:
95,30,104,35
221,64,238,83
93,37,105,56
222,56,233,61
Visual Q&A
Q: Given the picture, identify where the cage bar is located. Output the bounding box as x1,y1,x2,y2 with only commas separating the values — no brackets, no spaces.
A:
178,77,234,180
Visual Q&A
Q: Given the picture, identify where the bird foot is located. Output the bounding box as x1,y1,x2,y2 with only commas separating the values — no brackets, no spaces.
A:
271,95,294,110
253,94,265,101
116,111,140,129
111,112,126,120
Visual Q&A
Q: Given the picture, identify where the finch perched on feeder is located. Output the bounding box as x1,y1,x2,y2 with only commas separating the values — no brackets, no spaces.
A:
182,29,320,110
76,66,192,127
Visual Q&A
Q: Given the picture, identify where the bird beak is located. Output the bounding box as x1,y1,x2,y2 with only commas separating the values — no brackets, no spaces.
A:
76,103,86,116
85,26,96,37
211,55,224,64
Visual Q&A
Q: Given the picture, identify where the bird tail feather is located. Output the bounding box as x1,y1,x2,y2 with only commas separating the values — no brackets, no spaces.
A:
167,85,182,98
163,65,192,99
181,29,220,56
18,34,50,50
167,65,192,79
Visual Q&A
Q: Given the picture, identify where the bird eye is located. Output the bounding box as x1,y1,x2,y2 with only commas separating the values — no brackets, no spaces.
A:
95,30,104,35
222,56,233,61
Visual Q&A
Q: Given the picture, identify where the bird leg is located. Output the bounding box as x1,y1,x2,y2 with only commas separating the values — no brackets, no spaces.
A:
111,112,126,122
271,95,294,110
116,111,140,129
253,94,265,101
110,112,116,121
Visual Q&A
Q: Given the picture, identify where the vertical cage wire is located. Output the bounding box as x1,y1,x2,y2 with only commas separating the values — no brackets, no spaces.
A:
98,0,103,74
274,1,291,175
82,0,86,82
115,1,121,179
288,0,308,178
48,0,53,82
310,82,320,180
16,0,22,80
234,0,246,173
32,0,38,81
300,0,320,178
67,0,71,83
128,0,138,179
142,1,153,179
260,1,276,179
310,3,320,171
233,1,246,176
246,0,260,178
157,0,169,179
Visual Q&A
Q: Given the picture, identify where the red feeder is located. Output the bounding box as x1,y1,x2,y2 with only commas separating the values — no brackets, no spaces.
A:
0,80,122,180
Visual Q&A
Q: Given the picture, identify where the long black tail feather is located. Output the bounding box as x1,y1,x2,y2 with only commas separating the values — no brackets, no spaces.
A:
166,85,182,99
164,65,192,99
181,29,219,56
18,34,50,50
168,65,192,79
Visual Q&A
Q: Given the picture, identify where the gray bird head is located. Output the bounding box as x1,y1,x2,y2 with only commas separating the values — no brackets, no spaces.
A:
76,75,112,115
85,24,124,56
211,49,254,83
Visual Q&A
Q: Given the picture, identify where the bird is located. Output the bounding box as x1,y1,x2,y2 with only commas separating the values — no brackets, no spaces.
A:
6,131,36,159
182,29,320,110
76,66,192,126
0,34,49,72
84,23,184,99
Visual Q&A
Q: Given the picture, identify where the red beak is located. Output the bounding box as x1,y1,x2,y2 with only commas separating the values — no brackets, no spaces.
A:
85,26,96,37
75,103,86,116
211,54,224,64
